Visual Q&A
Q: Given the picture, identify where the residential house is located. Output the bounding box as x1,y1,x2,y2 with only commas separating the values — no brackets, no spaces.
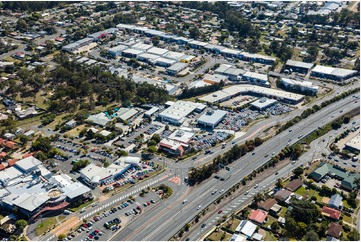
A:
274,189,292,202
258,198,277,211
327,222,342,239
65,120,77,128
235,220,257,239
248,209,268,224
322,206,341,220
284,178,303,192
328,194,343,210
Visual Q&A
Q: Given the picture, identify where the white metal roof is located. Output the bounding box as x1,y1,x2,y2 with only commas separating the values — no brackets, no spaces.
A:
168,130,195,144
235,220,257,237
200,84,304,103
15,156,41,173
243,71,268,82
250,98,278,109
162,51,186,61
147,47,169,56
13,193,49,212
197,109,228,126
286,60,313,69
62,182,91,200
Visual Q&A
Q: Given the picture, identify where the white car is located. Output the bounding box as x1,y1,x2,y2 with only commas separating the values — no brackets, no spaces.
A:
197,205,201,210
183,199,188,204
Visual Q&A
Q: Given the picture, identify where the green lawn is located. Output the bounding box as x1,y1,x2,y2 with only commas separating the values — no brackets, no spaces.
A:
343,214,352,224
279,206,288,217
222,219,241,232
68,200,93,213
207,231,232,241
64,124,86,138
295,186,322,202
35,217,57,236
48,113,68,130
264,215,278,227
264,231,278,241
35,92,48,109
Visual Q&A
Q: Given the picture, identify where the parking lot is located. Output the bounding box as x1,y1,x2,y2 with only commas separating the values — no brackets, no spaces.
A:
217,109,261,131
259,103,293,116
191,131,231,151
66,192,160,241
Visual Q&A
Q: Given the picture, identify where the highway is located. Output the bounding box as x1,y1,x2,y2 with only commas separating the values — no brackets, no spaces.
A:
186,115,360,241
112,93,359,240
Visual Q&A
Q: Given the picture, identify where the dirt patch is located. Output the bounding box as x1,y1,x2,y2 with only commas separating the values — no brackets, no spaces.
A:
335,129,360,150
51,216,81,237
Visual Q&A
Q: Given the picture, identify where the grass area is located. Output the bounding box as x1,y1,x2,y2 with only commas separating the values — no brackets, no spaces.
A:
48,113,68,130
35,217,57,236
64,124,86,138
343,214,352,224
278,206,288,217
294,186,322,202
16,114,43,128
222,218,241,232
264,215,278,227
68,200,94,213
58,215,66,222
207,230,232,241
1,73,7,77
35,92,48,109
264,231,278,241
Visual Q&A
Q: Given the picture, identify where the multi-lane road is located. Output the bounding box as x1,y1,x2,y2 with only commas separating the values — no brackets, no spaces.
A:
112,94,359,240
186,115,360,241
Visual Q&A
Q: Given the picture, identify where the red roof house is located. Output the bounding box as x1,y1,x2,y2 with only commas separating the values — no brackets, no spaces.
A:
322,206,341,220
248,209,268,224
0,152,6,159
0,164,5,171
7,159,18,167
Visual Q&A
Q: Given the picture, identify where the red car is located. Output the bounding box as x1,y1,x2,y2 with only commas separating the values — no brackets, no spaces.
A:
146,202,151,205
82,224,88,228
95,229,100,233
88,234,93,239
218,210,223,214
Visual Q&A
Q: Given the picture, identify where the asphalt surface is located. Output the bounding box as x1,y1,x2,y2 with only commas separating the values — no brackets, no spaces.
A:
112,94,359,240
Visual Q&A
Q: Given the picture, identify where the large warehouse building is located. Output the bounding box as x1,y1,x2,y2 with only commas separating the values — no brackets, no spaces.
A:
311,65,358,81
199,85,304,104
197,109,228,129
158,101,206,125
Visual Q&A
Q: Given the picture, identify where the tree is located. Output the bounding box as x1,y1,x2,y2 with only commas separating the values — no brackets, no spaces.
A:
289,199,320,224
15,220,28,232
32,136,53,153
148,145,157,153
58,234,66,241
103,161,110,168
152,36,160,46
285,217,300,238
271,221,280,231
347,229,360,241
293,167,304,177
189,26,201,39
304,230,320,241
165,125,169,131
151,134,161,143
